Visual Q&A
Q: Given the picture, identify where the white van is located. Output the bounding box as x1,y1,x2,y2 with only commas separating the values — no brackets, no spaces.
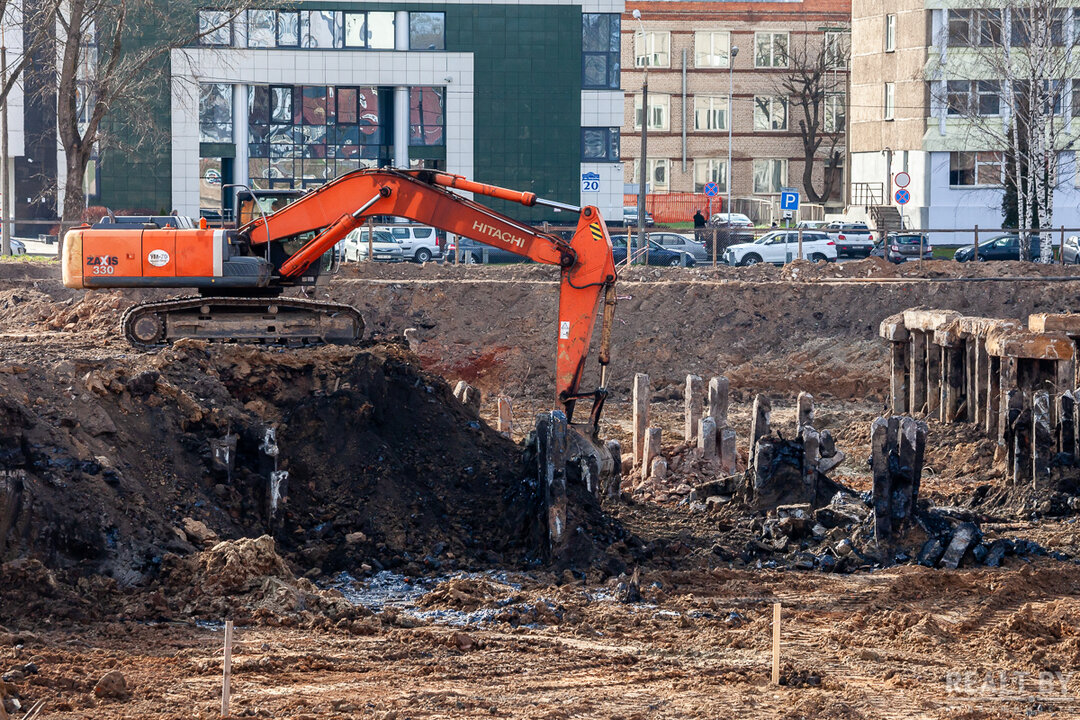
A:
376,225,442,263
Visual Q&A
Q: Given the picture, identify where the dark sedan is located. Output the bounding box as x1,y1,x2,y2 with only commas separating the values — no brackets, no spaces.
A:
612,236,695,266
953,234,1042,261
884,232,933,263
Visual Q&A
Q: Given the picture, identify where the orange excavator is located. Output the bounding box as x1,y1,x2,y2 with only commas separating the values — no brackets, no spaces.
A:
61,168,618,441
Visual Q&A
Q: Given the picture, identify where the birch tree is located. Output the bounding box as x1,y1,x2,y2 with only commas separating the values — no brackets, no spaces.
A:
929,0,1080,261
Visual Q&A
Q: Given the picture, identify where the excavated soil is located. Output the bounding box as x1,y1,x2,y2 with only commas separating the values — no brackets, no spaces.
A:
4,258,1080,718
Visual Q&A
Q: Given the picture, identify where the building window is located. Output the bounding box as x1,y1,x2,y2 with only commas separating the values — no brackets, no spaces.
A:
976,10,1003,46
752,158,787,194
824,31,849,69
754,32,788,68
695,31,730,68
635,31,670,68
198,10,233,47
341,11,395,49
301,10,341,48
633,159,670,192
947,10,971,46
949,151,1002,186
1072,79,1080,119
410,12,444,50
885,14,896,52
199,83,232,143
248,85,390,189
884,83,895,120
694,95,729,131
1011,9,1064,47
582,14,620,89
246,10,275,48
634,93,670,131
277,11,300,47
825,93,846,132
753,95,788,131
582,127,620,162
948,80,1001,116
694,159,728,193
410,87,445,146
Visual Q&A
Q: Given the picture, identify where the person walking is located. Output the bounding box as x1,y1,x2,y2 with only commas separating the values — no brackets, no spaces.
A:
693,209,706,228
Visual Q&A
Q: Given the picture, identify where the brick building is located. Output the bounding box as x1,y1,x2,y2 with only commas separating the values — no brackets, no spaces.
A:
621,0,850,219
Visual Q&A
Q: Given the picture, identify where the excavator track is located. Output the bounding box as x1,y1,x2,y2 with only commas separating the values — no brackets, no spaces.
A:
120,296,364,348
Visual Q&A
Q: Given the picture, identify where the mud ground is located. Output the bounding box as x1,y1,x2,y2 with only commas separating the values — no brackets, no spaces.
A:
3,258,1080,718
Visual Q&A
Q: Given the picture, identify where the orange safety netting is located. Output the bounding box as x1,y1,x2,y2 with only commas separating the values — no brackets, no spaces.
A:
623,193,722,224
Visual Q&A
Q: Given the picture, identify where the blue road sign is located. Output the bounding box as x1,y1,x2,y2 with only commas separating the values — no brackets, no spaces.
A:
780,190,800,211
703,181,720,197
895,188,910,205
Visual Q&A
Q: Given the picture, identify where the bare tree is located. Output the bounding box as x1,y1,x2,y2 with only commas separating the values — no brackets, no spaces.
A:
775,27,848,205
928,0,1079,261
53,0,253,228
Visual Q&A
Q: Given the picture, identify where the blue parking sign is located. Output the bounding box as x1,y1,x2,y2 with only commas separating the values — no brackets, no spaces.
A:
780,189,800,211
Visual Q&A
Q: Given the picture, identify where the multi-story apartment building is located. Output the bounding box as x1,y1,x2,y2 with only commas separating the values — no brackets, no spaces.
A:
12,1,626,228
851,0,1080,235
620,0,850,217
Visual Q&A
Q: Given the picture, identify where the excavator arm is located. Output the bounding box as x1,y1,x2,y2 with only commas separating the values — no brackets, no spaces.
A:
239,168,618,430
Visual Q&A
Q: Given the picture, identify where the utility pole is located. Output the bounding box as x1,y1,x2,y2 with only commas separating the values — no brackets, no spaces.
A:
727,45,739,224
1,43,9,257
633,9,647,260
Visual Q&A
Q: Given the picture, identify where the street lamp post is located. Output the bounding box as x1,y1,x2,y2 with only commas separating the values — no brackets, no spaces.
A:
633,9,647,259
726,45,738,228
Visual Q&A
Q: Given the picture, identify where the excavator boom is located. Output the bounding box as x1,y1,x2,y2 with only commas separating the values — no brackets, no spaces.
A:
62,168,618,428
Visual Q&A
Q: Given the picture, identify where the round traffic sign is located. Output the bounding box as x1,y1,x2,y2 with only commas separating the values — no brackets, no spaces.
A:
703,182,720,197
894,171,911,188
895,188,910,205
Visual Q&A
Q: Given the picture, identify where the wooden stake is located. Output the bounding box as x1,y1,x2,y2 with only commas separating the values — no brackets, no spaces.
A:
221,620,234,719
771,603,781,686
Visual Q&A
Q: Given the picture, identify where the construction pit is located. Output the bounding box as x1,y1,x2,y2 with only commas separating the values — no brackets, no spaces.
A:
5,257,1080,718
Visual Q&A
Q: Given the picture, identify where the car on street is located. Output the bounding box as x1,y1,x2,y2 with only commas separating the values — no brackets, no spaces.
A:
1064,235,1080,264
723,230,835,266
709,212,754,228
952,233,1042,262
376,224,443,263
8,238,25,255
612,235,696,266
825,221,874,257
650,231,708,261
446,236,529,264
624,206,655,227
343,228,405,263
883,232,933,263
796,220,827,230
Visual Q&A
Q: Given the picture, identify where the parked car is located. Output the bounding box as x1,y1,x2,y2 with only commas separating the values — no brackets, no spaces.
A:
650,231,708,261
376,224,442,263
825,221,874,257
1064,235,1080,264
709,212,754,228
92,214,198,229
723,230,835,266
7,238,25,255
623,206,655,227
343,228,405,263
884,232,933,263
612,235,696,266
952,233,1042,262
446,236,529,264
796,220,827,230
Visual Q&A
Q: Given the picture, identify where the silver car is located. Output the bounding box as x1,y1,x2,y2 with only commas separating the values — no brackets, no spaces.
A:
650,231,708,261
343,229,405,263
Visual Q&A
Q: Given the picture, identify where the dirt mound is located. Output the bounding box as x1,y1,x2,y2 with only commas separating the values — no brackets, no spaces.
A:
157,535,359,623
0,340,625,621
